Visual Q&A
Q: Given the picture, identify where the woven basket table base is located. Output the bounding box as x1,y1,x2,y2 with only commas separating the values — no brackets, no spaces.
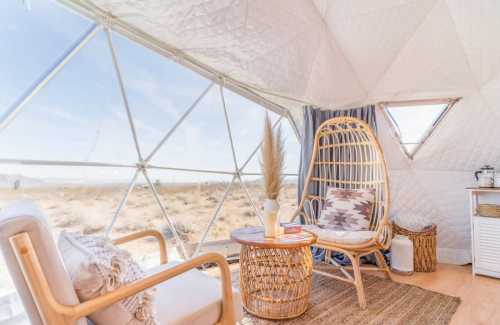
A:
239,245,313,320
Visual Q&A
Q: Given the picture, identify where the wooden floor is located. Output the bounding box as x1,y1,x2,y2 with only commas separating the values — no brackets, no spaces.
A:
392,264,500,325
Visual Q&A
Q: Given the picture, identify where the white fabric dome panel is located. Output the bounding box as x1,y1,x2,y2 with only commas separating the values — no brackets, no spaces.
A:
446,0,500,87
413,171,471,262
303,30,366,108
371,0,476,101
321,0,437,91
414,96,500,171
481,74,500,111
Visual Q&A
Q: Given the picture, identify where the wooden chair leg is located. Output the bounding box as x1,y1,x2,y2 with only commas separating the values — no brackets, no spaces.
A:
374,250,392,281
351,254,367,309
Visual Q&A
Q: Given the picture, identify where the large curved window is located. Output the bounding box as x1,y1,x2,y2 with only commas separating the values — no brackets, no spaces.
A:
0,2,301,321
0,1,301,267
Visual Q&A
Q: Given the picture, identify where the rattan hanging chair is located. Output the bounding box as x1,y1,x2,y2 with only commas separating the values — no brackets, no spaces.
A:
293,116,392,309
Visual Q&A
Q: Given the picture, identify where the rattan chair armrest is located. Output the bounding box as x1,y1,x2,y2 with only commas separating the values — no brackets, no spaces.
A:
375,220,392,250
10,233,236,325
112,229,167,265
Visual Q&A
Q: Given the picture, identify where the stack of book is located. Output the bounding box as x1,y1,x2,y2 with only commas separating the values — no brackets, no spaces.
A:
281,223,302,234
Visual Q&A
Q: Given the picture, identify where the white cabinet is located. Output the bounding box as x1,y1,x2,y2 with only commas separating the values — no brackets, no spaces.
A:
469,188,500,278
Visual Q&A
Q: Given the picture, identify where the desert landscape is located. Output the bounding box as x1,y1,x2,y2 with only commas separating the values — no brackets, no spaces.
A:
0,178,297,323
0,179,298,259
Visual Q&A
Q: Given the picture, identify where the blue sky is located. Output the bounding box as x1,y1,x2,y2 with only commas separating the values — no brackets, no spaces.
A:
0,0,300,183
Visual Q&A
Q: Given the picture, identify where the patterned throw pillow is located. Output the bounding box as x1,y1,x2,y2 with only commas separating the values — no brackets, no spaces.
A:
58,232,157,325
318,187,375,231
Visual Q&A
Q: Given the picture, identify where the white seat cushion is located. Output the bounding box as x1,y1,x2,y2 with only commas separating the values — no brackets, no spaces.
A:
303,225,375,245
147,261,243,325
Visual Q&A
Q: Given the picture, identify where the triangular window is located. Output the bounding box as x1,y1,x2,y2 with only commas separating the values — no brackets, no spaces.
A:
381,99,459,158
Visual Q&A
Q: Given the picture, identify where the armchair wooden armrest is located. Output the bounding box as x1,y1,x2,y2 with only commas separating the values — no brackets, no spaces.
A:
10,232,236,325
112,229,168,265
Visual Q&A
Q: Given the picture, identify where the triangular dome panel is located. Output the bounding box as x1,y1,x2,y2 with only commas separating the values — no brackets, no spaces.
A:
414,95,500,171
322,0,437,92
480,73,500,111
389,170,442,221
150,86,235,172
371,0,476,100
304,33,366,108
411,170,471,263
446,0,500,87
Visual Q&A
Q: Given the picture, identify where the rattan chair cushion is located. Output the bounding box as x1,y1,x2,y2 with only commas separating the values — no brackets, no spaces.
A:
303,225,374,245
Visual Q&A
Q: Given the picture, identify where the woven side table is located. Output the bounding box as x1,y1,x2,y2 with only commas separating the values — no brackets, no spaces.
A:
231,227,317,320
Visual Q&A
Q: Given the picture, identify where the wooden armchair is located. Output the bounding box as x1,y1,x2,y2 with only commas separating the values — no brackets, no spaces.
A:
0,201,241,325
293,117,392,309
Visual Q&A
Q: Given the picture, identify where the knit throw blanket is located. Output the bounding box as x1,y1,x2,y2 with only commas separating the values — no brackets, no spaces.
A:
60,232,157,325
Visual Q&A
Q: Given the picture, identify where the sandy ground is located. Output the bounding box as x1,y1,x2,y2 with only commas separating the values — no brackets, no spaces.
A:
0,181,298,258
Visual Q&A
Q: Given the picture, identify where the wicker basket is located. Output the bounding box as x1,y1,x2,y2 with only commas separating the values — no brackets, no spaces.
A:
392,223,437,272
477,204,500,218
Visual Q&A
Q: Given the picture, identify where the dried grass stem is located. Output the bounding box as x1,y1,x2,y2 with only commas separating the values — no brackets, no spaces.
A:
260,116,285,200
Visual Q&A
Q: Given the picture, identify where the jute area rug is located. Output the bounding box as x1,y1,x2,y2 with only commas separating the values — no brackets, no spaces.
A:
235,265,460,325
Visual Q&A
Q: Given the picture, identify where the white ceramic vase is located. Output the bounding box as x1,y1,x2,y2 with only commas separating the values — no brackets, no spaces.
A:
263,199,280,238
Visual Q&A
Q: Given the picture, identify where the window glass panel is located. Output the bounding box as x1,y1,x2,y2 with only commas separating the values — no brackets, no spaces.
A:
110,32,212,156
204,182,261,251
224,89,280,169
0,0,92,114
386,103,448,155
150,87,235,172
0,31,138,166
281,118,301,174
109,169,235,259
0,1,304,319
280,176,299,222
241,118,301,174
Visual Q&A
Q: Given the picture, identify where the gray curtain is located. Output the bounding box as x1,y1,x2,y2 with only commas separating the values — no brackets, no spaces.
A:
297,105,377,203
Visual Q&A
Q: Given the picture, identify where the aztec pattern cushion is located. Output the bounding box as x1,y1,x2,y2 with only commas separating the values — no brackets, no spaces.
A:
58,232,157,325
318,187,375,231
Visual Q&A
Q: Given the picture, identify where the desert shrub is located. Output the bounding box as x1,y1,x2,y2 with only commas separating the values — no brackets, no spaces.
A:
55,214,83,228
162,221,195,241
114,223,144,233
206,195,218,203
239,201,251,208
82,224,105,235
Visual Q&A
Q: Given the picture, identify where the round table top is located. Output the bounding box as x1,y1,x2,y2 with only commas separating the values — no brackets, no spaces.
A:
231,226,317,249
